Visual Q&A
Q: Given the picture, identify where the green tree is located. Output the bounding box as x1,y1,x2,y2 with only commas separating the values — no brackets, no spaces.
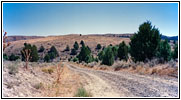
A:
156,39,171,62
96,44,102,50
48,52,56,60
98,50,105,60
118,41,128,61
112,46,118,60
30,45,39,62
77,46,93,63
80,40,85,47
21,43,39,62
172,43,178,60
65,45,70,51
74,41,79,50
129,21,161,62
102,47,114,66
38,45,45,52
48,46,59,57
44,54,50,62
71,48,77,55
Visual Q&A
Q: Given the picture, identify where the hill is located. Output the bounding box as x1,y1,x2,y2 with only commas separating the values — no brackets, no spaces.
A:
4,34,130,60
5,36,44,42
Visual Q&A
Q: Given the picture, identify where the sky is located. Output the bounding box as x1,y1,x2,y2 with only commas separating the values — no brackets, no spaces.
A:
3,3,178,36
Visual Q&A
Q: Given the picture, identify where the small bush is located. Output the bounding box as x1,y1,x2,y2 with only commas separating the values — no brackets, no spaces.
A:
8,63,18,75
73,57,79,62
9,54,20,61
74,87,92,97
3,53,8,60
33,82,44,89
42,68,54,74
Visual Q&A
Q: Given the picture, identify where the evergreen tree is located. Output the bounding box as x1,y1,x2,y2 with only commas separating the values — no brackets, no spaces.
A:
48,52,56,60
70,48,77,55
112,46,118,60
172,43,178,60
74,41,79,50
98,50,105,60
48,46,59,57
118,41,128,61
80,40,85,47
156,39,171,61
44,54,50,62
65,45,70,51
30,45,39,62
21,43,39,62
102,47,114,66
129,21,161,62
96,44,102,50
38,45,45,52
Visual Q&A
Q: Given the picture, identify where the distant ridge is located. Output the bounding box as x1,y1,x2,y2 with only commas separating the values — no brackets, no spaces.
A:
161,35,178,41
6,36,44,42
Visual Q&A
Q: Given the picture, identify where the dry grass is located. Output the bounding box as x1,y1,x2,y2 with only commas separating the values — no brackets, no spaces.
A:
42,62,84,97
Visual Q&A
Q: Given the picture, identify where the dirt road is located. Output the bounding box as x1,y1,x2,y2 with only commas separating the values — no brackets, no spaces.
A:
65,62,178,97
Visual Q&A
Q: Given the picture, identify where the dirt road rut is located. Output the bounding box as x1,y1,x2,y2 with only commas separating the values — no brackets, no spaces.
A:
65,63,178,97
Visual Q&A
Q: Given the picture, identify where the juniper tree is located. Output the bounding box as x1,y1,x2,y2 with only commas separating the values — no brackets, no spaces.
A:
129,21,161,62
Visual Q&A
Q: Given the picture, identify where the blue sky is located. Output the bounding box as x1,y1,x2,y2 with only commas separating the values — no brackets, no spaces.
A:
3,3,178,36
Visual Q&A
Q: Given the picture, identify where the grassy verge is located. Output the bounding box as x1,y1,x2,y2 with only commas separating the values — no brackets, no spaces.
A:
74,87,92,97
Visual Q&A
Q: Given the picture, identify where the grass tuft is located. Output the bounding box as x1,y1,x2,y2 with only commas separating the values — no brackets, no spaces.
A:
74,87,92,97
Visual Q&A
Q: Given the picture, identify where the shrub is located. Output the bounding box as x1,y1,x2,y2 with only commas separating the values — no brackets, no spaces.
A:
65,45,70,51
73,41,79,50
38,45,45,52
96,44,102,50
118,41,128,61
129,21,161,62
70,48,77,55
156,39,171,62
74,87,92,97
3,53,8,60
42,68,54,74
33,82,44,89
73,57,79,62
8,62,18,75
44,54,50,62
102,46,114,66
9,54,20,61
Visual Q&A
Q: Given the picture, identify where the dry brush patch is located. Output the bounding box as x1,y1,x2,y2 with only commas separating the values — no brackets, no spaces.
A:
42,62,85,97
